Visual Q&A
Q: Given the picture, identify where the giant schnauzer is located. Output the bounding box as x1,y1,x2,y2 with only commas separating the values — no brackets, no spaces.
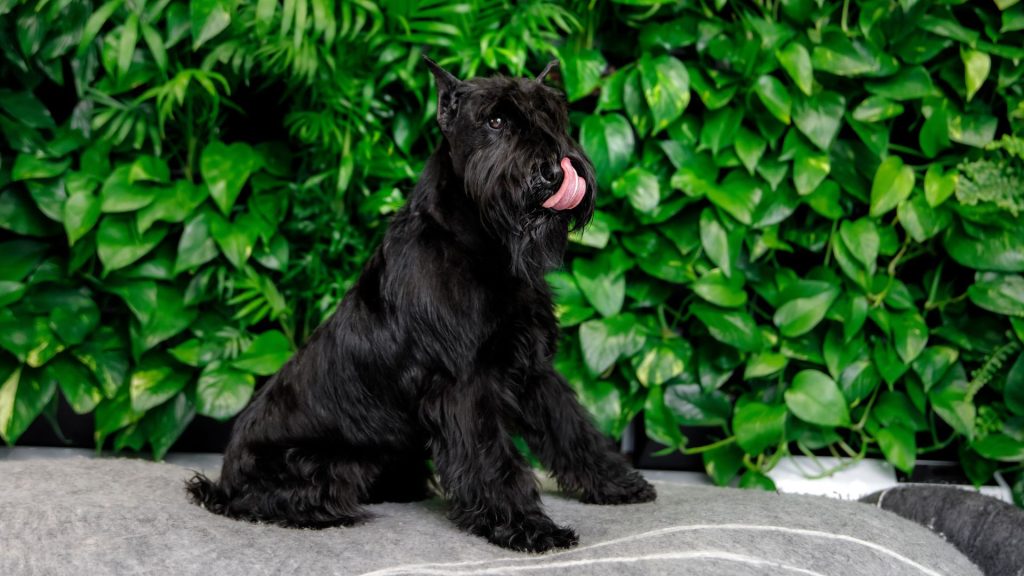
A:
186,57,656,553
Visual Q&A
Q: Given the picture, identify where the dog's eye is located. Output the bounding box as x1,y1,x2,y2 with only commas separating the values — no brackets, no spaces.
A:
487,117,504,130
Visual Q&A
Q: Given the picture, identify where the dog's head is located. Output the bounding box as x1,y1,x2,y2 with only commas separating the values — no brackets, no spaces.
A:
425,57,596,274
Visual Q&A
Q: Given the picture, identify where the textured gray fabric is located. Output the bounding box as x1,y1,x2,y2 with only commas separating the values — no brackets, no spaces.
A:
862,485,1024,576
0,458,981,576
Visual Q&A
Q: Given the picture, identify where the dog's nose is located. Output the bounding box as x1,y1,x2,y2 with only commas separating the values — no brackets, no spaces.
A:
539,162,563,187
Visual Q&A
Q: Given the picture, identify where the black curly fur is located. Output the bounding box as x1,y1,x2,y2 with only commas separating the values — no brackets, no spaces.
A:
186,58,656,553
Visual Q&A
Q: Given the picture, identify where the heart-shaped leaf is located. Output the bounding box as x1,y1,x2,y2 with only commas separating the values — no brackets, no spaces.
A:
201,141,260,215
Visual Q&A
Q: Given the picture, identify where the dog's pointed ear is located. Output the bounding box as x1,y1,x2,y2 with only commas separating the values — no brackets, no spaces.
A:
424,56,462,133
536,60,559,83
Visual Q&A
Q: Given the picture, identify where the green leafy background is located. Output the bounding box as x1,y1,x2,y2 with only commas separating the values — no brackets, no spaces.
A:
2,0,1024,505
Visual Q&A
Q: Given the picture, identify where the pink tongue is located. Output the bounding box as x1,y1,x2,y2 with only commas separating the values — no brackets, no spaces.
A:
542,157,586,211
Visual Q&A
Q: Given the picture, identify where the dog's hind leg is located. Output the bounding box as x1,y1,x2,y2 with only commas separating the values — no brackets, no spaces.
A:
520,369,657,505
213,448,381,529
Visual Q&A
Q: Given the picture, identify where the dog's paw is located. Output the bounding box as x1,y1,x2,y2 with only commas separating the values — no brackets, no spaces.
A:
582,471,657,505
486,516,579,553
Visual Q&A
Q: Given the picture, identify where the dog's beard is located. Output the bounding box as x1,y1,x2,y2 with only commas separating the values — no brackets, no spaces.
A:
461,154,578,282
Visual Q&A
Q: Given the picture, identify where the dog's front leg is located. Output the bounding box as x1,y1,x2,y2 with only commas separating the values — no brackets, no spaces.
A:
522,369,657,505
422,380,578,553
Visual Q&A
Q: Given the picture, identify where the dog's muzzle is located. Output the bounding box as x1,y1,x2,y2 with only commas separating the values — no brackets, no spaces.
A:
542,157,586,211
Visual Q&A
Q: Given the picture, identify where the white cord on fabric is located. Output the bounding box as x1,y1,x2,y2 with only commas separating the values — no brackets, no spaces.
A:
358,523,947,576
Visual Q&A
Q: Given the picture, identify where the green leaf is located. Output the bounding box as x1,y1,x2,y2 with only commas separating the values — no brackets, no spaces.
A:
548,271,595,327
141,23,168,73
108,281,196,353
573,251,629,318
560,47,606,102
664,383,731,427
972,434,1024,462
734,127,766,175
201,141,260,215
12,154,70,180
208,212,261,269
945,221,1024,272
129,156,170,184
968,274,1024,316
233,330,293,376
919,109,951,159
100,165,156,213
773,280,840,337
1006,353,1024,415
72,327,128,398
644,387,685,449
691,303,762,352
702,443,745,486
613,166,660,214
733,401,787,455
94,393,143,443
804,179,843,219
840,218,879,271
869,156,915,218
48,294,100,346
191,0,232,49
0,313,63,367
0,190,59,237
793,147,830,196
0,91,55,129
898,194,951,243
639,54,690,133
45,355,103,414
873,392,927,431
696,106,745,154
838,360,881,404
962,49,991,102
744,352,789,380
708,171,762,225
636,339,691,387
755,75,791,125
924,165,957,207
811,34,883,77
145,392,194,460
785,369,850,427
691,269,747,308
739,471,777,491
137,181,209,232
578,314,647,376
175,211,219,273
777,42,813,96
866,66,936,100
195,363,255,420
0,366,56,444
26,179,67,222
580,114,634,184
792,92,845,150
948,112,998,148
118,12,139,78
852,96,904,123
97,216,167,274
929,364,975,439
699,207,738,278
912,346,959,392
877,426,916,473
891,311,928,364
63,191,101,246
130,353,190,412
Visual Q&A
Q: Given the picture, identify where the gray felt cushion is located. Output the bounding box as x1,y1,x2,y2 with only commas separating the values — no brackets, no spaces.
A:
0,458,981,576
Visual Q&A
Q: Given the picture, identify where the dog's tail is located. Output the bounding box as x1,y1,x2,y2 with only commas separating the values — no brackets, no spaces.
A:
185,472,230,515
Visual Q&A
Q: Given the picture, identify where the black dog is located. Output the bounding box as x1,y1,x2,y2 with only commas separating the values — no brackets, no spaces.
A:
186,58,656,553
